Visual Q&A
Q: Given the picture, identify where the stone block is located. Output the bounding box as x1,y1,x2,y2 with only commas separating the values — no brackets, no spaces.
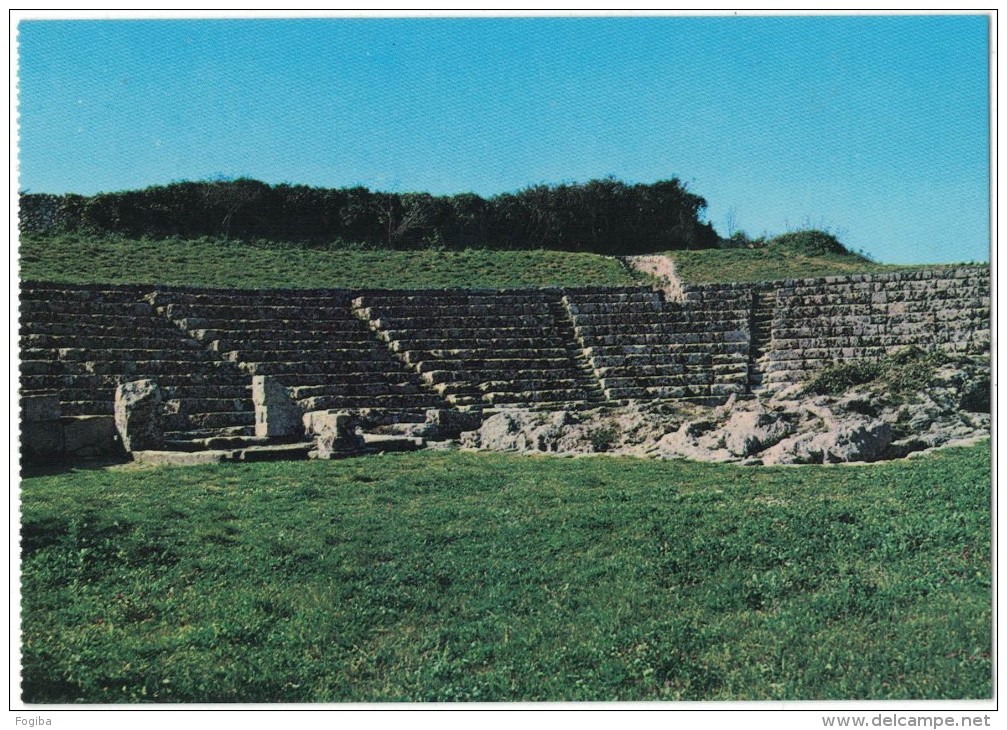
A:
21,421,64,462
115,379,164,452
21,394,61,422
62,415,118,457
423,408,483,438
304,409,364,458
252,375,304,438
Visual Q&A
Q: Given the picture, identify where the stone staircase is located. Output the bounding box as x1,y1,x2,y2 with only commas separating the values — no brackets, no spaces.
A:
152,288,448,425
746,287,777,393
20,267,990,465
352,289,608,410
20,283,256,447
563,285,752,401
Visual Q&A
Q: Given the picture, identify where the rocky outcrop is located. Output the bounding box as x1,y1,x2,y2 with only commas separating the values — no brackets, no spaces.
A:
460,357,989,465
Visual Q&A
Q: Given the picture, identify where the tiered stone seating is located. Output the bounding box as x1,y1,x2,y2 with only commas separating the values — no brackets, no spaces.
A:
21,265,992,464
764,267,991,386
564,285,751,400
352,289,607,409
19,283,255,441
746,287,778,392
154,289,447,421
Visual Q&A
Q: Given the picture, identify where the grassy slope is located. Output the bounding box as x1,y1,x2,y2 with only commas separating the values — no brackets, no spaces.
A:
18,234,637,289
18,234,910,290
21,443,991,702
667,246,904,285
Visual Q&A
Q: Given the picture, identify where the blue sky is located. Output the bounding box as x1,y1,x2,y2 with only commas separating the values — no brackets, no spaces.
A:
16,15,990,264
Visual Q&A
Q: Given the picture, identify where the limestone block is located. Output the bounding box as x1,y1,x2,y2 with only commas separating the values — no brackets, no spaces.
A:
304,409,363,458
423,409,483,438
62,415,117,457
115,379,164,452
252,375,304,438
21,394,61,422
21,422,64,462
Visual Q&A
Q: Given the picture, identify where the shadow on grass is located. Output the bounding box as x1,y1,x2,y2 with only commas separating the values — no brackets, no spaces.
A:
20,455,133,479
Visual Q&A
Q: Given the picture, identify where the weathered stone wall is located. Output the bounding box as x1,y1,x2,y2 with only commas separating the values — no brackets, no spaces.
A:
760,265,990,387
353,288,607,408
19,265,991,456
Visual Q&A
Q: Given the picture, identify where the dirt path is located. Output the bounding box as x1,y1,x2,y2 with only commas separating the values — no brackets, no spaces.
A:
622,254,685,301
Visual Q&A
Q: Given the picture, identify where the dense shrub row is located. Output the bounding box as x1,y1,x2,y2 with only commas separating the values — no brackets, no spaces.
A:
19,177,719,254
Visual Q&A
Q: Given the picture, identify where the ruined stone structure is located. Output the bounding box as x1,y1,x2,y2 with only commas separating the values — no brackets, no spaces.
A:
19,265,989,463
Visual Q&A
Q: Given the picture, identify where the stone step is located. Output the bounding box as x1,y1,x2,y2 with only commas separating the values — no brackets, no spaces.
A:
20,321,192,337
131,442,315,466
185,411,257,429
239,360,420,376
370,313,561,332
217,347,391,363
20,300,154,316
564,300,663,316
163,397,254,413
163,434,276,451
20,287,152,303
164,426,256,440
386,336,573,353
586,348,747,368
600,373,715,389
398,346,574,364
379,325,568,342
20,359,245,378
29,347,212,362
238,443,316,462
297,394,445,411
607,382,747,400
593,361,686,376
152,290,354,307
474,377,593,394
581,331,748,348
584,342,748,357
289,381,426,399
58,400,114,416
354,292,558,308
570,308,749,325
575,321,748,337
482,388,600,406
361,434,425,453
20,372,250,391
421,369,589,387
263,371,427,389
205,337,381,354
356,303,554,319
20,334,204,350
411,356,577,374
178,320,373,337
159,303,356,320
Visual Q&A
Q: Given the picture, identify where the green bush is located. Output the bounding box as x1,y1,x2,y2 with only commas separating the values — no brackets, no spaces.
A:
19,177,720,255
767,230,853,257
804,361,882,395
804,347,954,397
588,426,619,453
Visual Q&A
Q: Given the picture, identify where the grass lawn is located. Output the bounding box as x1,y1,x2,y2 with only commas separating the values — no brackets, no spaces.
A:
18,234,638,290
19,442,991,703
666,247,908,284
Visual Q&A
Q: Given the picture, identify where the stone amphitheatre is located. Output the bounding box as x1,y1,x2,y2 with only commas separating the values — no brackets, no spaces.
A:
19,257,990,468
